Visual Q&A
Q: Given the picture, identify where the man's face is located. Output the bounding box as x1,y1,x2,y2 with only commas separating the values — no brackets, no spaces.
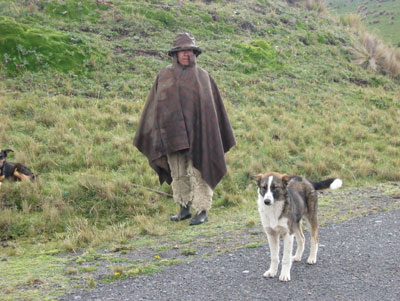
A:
177,50,194,66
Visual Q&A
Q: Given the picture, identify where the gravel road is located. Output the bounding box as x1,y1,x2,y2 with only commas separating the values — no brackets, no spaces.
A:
60,208,400,301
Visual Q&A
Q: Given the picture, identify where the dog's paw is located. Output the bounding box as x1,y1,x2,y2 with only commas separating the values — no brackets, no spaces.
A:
263,269,277,278
306,257,317,264
279,272,291,281
292,255,302,262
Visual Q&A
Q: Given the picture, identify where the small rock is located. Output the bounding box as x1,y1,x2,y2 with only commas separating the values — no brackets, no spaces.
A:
288,17,297,25
1,257,7,262
1,242,8,248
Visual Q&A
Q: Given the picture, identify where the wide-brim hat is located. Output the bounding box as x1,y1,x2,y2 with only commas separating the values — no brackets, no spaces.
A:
167,33,202,57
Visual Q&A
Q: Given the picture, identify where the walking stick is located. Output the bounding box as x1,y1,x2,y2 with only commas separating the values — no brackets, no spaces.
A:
129,183,173,199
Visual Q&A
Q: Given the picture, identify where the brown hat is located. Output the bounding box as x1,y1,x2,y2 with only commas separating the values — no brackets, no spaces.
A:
167,33,202,57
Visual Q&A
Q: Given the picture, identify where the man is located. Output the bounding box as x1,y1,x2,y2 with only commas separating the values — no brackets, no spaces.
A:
133,33,236,225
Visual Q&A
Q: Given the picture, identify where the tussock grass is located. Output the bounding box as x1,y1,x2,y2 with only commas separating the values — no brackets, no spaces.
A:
135,215,168,236
347,30,400,78
387,48,400,78
66,267,78,275
348,31,387,72
62,220,135,251
63,218,96,251
340,14,400,79
340,13,363,32
305,0,328,15
111,265,124,275
85,275,96,288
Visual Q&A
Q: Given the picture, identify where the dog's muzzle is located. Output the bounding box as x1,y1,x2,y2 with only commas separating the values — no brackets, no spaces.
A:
264,198,272,206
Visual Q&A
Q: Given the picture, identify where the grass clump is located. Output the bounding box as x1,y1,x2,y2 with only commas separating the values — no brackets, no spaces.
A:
66,267,78,275
85,275,96,288
126,265,161,277
231,39,281,73
244,243,263,249
135,215,168,237
304,0,328,15
340,13,363,32
347,30,400,78
181,248,197,256
104,264,161,282
155,258,184,266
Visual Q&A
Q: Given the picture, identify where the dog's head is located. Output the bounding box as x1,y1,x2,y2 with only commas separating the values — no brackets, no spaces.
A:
0,149,13,168
253,172,290,206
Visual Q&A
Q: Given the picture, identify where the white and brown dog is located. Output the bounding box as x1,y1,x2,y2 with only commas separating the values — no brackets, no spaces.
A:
255,172,342,281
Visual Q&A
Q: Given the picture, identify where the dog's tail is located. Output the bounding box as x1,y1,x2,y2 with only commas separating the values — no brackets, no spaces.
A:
309,178,342,190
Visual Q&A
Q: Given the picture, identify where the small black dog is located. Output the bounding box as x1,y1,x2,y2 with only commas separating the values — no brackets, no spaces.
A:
0,149,36,183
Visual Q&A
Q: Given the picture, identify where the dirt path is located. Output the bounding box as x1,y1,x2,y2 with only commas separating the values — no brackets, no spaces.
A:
60,201,400,300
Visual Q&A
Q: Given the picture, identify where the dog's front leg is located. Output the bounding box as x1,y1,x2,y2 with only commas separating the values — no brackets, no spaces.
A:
263,231,279,278
279,233,294,281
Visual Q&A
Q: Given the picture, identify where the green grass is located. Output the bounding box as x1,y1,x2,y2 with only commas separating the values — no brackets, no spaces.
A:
327,0,400,46
0,253,69,300
104,264,162,282
0,0,399,299
0,16,101,75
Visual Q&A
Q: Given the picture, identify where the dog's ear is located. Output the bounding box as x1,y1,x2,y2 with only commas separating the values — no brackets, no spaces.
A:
251,174,263,185
3,149,14,156
1,148,14,157
282,174,290,188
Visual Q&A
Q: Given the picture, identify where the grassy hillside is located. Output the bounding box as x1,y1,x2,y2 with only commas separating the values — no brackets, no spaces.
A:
0,0,399,299
327,0,400,46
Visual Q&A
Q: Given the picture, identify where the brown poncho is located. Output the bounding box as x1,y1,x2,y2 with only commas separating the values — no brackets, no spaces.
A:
133,55,236,189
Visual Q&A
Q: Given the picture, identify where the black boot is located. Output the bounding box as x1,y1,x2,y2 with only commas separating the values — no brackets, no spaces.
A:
170,203,192,221
189,210,208,226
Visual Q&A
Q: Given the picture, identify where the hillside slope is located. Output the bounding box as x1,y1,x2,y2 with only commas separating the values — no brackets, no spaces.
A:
0,0,399,243
327,0,400,46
